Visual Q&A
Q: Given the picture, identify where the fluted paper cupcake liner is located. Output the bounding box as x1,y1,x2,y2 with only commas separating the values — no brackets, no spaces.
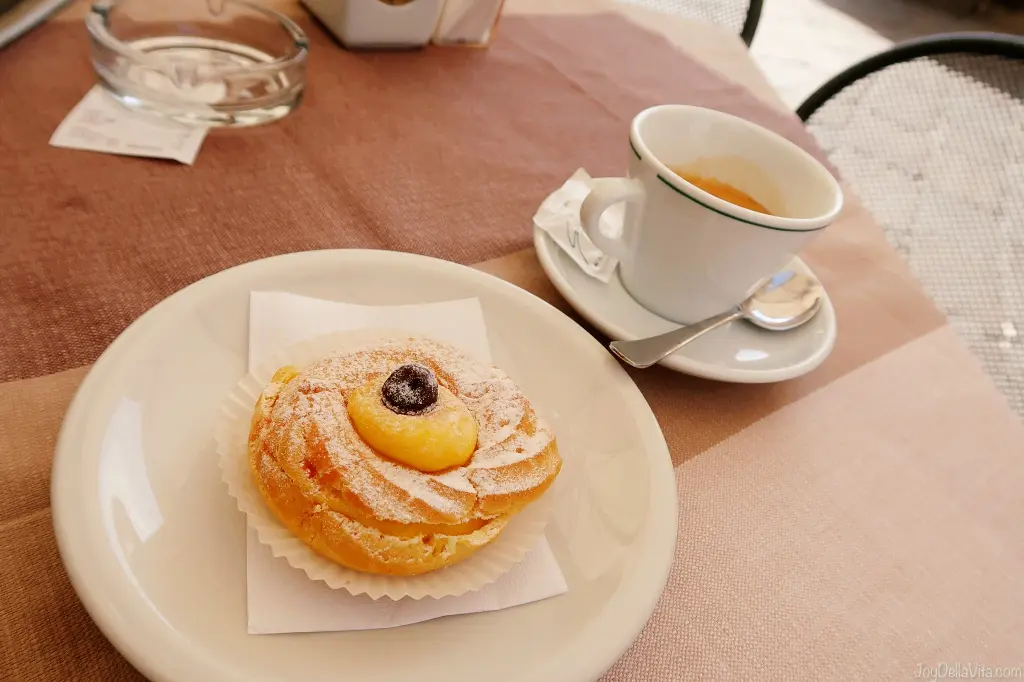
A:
216,328,553,601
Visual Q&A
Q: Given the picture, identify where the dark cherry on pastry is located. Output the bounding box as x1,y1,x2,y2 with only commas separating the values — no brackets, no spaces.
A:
381,363,438,415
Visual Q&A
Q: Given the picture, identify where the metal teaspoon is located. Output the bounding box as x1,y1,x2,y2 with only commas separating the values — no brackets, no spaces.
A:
608,271,825,369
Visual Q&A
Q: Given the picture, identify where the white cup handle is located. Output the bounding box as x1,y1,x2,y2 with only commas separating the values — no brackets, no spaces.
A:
579,177,645,262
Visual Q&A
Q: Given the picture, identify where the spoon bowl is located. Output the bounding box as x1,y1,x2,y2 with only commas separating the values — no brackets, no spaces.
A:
741,271,824,331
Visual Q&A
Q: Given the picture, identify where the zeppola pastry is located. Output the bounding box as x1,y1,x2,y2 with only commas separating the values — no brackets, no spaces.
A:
248,336,561,576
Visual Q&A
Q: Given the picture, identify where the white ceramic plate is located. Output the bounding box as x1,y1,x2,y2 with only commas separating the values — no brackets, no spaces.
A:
534,229,837,383
51,250,678,682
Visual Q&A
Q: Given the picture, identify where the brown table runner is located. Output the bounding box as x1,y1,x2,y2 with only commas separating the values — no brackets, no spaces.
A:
0,10,835,381
2,3,1023,681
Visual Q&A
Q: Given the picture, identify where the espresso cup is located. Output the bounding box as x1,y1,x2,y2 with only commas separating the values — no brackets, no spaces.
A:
581,104,843,324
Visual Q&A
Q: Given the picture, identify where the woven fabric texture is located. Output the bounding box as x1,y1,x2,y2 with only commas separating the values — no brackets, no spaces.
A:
617,0,754,36
806,52,1024,416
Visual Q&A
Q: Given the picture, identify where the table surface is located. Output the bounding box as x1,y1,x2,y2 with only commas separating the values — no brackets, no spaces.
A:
2,1,1023,681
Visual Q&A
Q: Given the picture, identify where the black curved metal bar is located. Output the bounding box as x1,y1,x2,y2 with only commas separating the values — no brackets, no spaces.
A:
740,0,763,46
796,32,1024,121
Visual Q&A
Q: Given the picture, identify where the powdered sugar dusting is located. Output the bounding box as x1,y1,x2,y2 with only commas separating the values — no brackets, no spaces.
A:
328,510,507,564
470,424,556,470
375,458,462,515
259,336,555,524
434,468,476,493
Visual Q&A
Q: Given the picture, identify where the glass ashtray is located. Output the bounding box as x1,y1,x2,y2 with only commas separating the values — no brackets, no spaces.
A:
87,0,308,127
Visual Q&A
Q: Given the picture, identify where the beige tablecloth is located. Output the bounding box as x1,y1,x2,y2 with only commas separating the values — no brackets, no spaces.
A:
1,1,1022,680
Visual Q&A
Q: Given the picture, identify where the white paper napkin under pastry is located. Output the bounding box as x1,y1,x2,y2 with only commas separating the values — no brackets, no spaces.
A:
245,291,568,634
532,168,621,283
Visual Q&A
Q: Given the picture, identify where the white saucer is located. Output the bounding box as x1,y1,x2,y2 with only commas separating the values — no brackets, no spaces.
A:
51,249,678,682
534,229,837,383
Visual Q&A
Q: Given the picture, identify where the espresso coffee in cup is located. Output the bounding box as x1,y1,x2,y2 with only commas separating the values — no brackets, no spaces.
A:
667,169,772,216
580,105,842,324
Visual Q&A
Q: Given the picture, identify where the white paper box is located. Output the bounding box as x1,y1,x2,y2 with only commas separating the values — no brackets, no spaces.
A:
302,0,445,48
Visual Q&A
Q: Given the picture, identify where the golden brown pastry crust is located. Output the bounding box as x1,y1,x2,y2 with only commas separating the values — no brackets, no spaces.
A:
247,336,561,576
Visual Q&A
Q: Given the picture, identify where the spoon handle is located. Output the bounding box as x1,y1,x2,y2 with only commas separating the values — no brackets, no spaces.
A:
608,309,743,369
